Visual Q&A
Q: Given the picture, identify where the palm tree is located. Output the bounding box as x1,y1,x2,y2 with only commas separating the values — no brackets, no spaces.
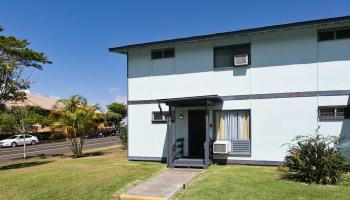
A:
50,95,104,157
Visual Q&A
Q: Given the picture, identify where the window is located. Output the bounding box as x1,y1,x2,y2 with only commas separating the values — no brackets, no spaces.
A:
318,106,350,120
214,110,251,156
151,48,175,59
318,27,350,41
152,111,169,123
214,44,250,68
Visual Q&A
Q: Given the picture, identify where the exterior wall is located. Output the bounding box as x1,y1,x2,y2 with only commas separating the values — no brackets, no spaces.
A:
126,22,350,163
128,103,168,159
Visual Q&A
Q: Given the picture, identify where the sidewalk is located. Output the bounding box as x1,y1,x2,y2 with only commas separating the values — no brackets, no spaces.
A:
114,168,203,200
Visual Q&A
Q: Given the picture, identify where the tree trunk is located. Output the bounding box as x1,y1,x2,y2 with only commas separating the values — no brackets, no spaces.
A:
70,138,79,157
78,136,84,155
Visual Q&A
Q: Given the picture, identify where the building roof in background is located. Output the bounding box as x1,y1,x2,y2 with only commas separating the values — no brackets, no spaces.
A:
109,15,350,54
5,92,59,110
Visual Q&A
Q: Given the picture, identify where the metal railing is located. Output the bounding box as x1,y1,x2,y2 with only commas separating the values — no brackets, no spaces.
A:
171,138,184,162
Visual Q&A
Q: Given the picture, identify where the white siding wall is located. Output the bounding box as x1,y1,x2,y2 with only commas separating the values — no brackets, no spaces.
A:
128,104,168,158
127,22,350,162
318,39,350,91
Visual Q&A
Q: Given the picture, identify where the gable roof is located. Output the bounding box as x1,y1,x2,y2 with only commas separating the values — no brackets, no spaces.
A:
5,92,58,110
109,15,350,54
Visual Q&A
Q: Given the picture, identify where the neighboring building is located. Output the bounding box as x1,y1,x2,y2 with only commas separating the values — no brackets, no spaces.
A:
109,16,350,168
5,92,58,133
5,92,58,111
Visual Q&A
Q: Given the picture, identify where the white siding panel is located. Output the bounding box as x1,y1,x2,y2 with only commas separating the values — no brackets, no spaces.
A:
251,29,318,94
243,97,317,161
128,49,152,78
318,39,350,91
128,104,168,158
128,77,153,100
151,72,214,99
175,42,213,74
214,68,251,96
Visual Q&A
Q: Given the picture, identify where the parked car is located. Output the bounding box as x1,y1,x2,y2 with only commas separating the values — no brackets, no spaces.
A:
0,134,39,148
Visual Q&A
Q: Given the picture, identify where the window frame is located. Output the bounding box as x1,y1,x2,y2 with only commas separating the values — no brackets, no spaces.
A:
213,109,251,141
151,111,169,123
213,43,251,69
318,106,350,120
318,27,350,42
151,48,175,60
213,109,252,157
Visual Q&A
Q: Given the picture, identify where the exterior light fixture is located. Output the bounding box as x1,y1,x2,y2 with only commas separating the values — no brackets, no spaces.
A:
179,114,184,119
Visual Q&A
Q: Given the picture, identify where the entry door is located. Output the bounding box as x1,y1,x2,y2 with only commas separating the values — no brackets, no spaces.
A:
188,110,206,158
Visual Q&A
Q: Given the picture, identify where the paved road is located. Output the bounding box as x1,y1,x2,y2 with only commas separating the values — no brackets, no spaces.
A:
0,136,120,162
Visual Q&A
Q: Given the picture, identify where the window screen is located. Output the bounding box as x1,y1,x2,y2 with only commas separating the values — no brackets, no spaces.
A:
336,28,350,39
318,106,350,120
318,31,334,41
318,27,350,41
151,48,175,59
214,44,250,68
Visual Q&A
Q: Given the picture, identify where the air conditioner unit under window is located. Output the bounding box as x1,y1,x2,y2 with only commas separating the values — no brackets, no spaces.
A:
234,54,249,66
213,140,231,154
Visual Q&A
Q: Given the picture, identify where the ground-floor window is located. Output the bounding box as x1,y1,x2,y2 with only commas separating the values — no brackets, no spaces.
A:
214,110,251,156
318,106,350,120
215,110,250,140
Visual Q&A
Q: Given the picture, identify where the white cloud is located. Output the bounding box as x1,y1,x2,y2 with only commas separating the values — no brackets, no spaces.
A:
109,87,121,94
49,95,60,99
114,95,127,104
22,89,31,93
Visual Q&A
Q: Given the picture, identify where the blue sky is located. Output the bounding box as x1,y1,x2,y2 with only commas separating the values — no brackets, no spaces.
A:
1,0,349,111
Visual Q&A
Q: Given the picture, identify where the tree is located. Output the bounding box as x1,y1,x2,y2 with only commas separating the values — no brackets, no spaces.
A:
0,25,51,106
50,95,104,157
105,102,127,128
0,106,50,134
284,127,345,185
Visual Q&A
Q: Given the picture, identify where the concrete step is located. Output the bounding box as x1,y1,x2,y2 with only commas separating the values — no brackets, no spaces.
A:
173,158,205,168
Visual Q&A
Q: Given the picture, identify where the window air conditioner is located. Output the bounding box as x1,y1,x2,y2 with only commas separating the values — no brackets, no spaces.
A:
234,54,249,66
213,140,231,154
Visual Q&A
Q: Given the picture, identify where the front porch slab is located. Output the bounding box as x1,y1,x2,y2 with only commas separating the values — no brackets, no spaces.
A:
114,168,203,200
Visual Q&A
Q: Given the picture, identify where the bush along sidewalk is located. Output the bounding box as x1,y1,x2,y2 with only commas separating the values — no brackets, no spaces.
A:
283,127,345,185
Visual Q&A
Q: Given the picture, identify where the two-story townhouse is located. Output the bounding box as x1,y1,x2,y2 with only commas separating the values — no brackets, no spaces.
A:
109,16,350,169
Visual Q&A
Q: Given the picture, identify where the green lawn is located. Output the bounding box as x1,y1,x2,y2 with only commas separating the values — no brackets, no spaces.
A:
176,165,350,200
0,147,165,200
1,149,349,200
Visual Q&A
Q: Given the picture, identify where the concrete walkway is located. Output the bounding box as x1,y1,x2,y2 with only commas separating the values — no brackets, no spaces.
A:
115,168,203,200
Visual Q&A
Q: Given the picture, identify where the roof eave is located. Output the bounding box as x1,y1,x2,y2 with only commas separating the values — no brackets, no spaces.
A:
108,15,350,54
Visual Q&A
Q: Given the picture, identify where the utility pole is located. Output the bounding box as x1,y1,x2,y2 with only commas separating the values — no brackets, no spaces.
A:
22,123,26,160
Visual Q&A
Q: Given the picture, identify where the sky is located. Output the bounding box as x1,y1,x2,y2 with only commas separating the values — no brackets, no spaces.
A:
0,0,349,111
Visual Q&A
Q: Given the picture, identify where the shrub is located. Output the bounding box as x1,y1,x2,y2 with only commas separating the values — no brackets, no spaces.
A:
119,128,128,150
284,128,345,185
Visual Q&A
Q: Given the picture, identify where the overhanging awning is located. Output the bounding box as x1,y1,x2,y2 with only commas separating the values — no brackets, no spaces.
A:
157,95,223,107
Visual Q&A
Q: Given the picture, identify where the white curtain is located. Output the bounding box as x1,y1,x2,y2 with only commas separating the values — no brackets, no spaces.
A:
215,111,249,141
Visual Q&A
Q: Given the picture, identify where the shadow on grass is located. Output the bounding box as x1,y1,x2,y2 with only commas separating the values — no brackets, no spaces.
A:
10,154,65,161
277,167,350,186
76,150,112,158
0,161,53,171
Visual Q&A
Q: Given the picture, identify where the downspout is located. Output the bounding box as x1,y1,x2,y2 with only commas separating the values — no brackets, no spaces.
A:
204,100,210,169
166,104,173,168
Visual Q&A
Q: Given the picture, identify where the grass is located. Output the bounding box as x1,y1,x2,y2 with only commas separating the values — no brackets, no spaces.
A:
0,146,165,200
176,164,350,200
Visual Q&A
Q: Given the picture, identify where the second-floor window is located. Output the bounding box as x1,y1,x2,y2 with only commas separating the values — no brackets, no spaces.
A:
318,27,350,41
214,43,250,68
151,48,175,59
